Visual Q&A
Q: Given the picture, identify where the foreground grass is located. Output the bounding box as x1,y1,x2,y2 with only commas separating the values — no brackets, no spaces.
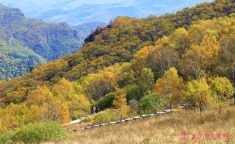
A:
56,101,235,144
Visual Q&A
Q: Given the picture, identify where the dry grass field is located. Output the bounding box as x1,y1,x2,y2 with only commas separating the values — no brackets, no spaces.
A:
48,100,235,144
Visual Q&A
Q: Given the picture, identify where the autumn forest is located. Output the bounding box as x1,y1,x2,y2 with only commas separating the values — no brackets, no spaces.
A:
0,0,235,138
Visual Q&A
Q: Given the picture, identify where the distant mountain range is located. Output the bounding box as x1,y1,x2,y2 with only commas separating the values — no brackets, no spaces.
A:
73,22,107,40
0,0,213,26
0,4,82,80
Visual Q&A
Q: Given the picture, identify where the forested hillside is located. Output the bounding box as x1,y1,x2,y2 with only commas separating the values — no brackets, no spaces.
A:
0,4,82,80
0,39,46,80
0,0,234,134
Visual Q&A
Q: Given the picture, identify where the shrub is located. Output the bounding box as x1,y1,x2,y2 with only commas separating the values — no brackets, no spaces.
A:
93,110,118,124
12,121,67,143
116,105,134,119
0,130,15,144
81,115,94,123
96,93,114,110
71,110,87,120
125,84,141,101
137,93,163,114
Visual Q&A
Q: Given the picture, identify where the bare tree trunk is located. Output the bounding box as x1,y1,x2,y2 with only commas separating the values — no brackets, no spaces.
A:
233,68,234,86
218,105,221,114
234,93,235,105
233,68,235,105
200,105,202,116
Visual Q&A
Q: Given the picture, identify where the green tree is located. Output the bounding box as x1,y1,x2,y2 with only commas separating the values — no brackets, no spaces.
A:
137,93,163,114
125,84,141,101
96,93,114,111
117,63,135,88
137,68,155,98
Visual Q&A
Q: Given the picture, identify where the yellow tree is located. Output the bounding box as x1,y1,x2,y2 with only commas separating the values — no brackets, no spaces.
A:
26,85,61,121
41,98,61,121
4,87,27,104
112,88,128,119
28,105,42,123
180,36,219,79
170,28,190,58
82,73,115,100
0,103,19,130
102,66,118,86
4,91,20,104
0,103,41,131
179,44,204,79
210,77,234,113
52,78,73,100
0,81,7,104
67,93,90,119
219,34,235,89
132,47,149,77
188,19,219,45
57,103,71,124
82,73,103,99
26,85,52,107
154,67,184,109
13,104,31,127
184,78,211,115
112,88,127,109
200,35,219,71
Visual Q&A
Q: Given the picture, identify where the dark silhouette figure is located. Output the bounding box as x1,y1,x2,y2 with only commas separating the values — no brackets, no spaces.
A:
95,106,99,113
30,66,34,72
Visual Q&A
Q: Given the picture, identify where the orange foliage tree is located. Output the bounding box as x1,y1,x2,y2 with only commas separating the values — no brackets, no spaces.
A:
154,67,185,109
57,103,71,124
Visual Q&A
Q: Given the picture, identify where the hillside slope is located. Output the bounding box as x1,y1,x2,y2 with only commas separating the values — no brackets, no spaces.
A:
0,0,234,133
0,4,82,80
68,102,235,143
0,39,46,80
1,0,234,100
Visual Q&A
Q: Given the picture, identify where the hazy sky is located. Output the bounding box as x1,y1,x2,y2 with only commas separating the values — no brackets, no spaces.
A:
0,0,214,25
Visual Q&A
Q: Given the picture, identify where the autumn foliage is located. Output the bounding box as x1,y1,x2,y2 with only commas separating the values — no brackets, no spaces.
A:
0,0,235,133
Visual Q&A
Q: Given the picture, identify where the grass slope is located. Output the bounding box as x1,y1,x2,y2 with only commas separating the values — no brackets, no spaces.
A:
64,100,235,144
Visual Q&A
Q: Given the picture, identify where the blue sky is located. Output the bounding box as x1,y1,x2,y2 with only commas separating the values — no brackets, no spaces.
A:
0,0,214,25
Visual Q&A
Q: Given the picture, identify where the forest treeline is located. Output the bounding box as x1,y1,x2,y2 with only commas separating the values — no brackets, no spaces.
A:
0,0,235,132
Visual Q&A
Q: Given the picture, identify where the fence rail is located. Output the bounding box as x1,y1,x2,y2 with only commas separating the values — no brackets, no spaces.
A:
67,104,186,132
